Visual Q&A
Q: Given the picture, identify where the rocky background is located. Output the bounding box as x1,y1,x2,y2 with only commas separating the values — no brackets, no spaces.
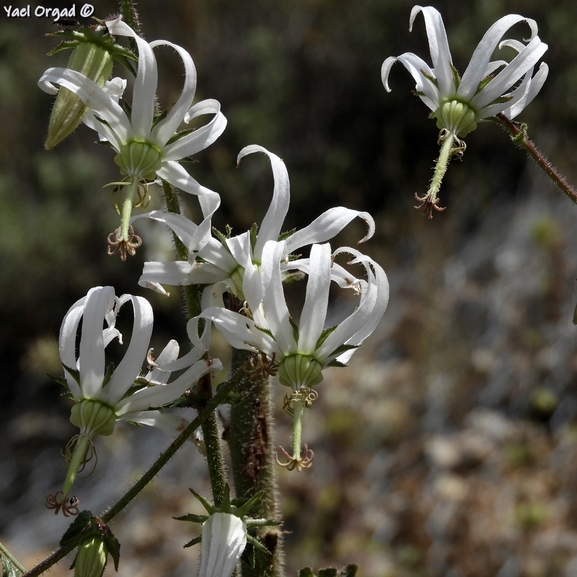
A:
2,0,577,576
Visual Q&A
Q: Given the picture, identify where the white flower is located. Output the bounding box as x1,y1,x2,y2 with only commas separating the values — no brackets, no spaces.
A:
135,145,375,297
53,286,221,506
198,513,247,577
39,17,226,256
60,286,219,432
382,5,548,137
197,240,388,387
381,5,548,218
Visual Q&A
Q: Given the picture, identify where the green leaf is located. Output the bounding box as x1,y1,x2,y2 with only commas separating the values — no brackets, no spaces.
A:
103,528,121,572
59,510,93,547
298,569,314,577
340,565,359,577
174,513,208,524
318,570,337,577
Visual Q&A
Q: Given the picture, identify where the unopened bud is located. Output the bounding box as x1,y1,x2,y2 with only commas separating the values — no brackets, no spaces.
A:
45,42,113,149
70,399,116,438
74,535,107,577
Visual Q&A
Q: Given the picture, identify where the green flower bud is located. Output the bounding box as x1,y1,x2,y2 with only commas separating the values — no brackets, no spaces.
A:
278,355,323,390
70,399,116,438
114,140,163,180
74,536,107,577
45,42,113,150
435,99,478,138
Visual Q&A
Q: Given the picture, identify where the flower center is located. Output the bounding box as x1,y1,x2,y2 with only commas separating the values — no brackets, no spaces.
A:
114,140,163,180
70,399,116,438
278,354,323,390
435,99,478,138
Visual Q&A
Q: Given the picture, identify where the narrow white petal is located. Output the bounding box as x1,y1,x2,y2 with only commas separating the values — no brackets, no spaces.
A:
101,295,154,405
156,162,221,253
139,260,228,290
115,358,221,414
78,287,116,399
471,37,547,111
260,241,297,355
118,410,191,437
148,39,197,146
106,18,157,139
199,513,247,577
298,244,331,354
504,62,548,119
286,207,375,253
237,146,291,261
459,15,539,100
162,100,227,160
145,339,180,383
410,6,454,97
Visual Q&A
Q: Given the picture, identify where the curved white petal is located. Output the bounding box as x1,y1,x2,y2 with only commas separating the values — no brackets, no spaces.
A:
504,62,548,119
286,206,375,253
115,358,221,414
139,260,228,290
118,409,191,437
163,100,227,160
106,17,157,140
260,241,297,355
78,287,117,399
145,339,180,383
101,295,154,405
410,5,454,97
459,14,539,100
297,244,331,354
237,146,291,261
149,39,197,145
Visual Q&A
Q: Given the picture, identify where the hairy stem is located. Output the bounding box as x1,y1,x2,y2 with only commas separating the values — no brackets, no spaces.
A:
162,179,228,507
228,348,284,577
494,113,577,205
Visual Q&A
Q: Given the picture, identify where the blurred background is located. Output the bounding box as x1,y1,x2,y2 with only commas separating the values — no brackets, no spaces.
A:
2,0,577,575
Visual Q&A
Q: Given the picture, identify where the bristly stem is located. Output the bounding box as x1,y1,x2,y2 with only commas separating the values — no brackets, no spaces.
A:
494,113,577,205
162,179,228,508
118,0,142,35
20,375,241,577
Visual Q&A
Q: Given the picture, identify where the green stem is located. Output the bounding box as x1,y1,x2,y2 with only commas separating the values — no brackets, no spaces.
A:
428,132,454,202
161,179,228,507
228,348,284,577
119,180,138,242
0,541,26,574
494,113,577,205
21,376,240,577
291,401,305,461
118,0,142,36
62,434,91,498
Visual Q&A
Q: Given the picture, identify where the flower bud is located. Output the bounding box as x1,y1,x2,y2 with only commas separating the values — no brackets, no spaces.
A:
45,41,113,150
278,355,323,390
70,399,116,438
74,536,107,577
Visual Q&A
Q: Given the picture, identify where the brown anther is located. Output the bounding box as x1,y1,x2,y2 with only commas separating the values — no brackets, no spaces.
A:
275,444,315,472
414,192,446,219
246,352,279,379
45,490,80,516
107,226,142,260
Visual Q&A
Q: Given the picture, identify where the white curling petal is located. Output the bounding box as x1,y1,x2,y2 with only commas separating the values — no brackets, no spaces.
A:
163,100,227,160
459,14,539,99
78,287,116,399
238,146,290,260
149,39,197,145
504,62,548,119
199,513,247,577
145,339,180,383
101,295,154,404
286,206,375,253
119,410,191,437
410,6,454,96
297,243,332,353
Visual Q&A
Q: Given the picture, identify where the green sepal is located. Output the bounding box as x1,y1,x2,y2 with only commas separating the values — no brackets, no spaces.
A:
278,228,296,241
288,316,300,344
174,513,208,524
315,325,338,350
48,373,69,388
62,363,81,385
245,534,271,556
182,536,202,549
59,510,94,547
249,223,258,252
318,570,337,577
326,343,358,360
298,569,314,577
103,529,121,571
